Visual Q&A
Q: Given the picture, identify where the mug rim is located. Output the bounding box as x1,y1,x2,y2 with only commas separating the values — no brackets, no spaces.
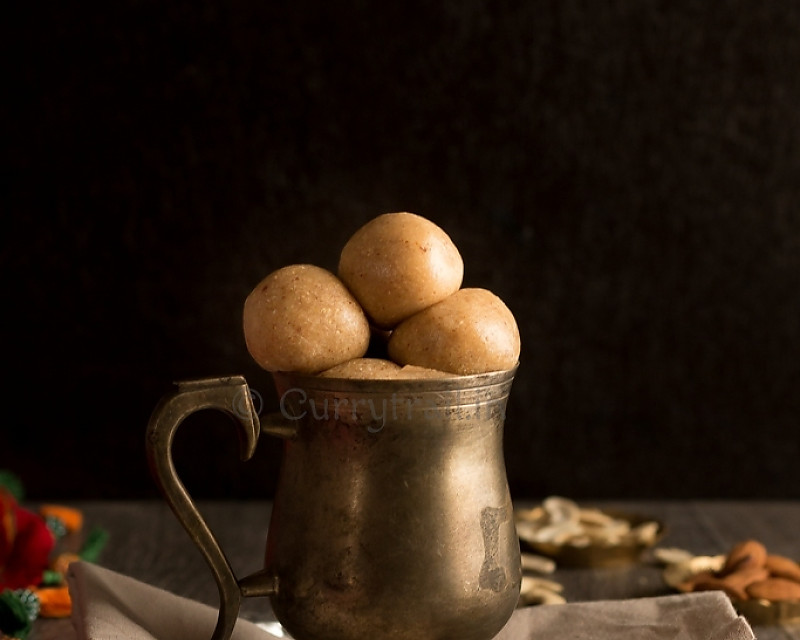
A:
271,363,519,393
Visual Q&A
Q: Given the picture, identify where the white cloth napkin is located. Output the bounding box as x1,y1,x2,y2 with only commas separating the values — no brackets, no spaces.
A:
67,561,755,640
67,562,271,640
492,591,755,640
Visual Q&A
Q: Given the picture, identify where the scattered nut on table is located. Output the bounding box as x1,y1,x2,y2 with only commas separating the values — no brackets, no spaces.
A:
518,576,566,606
520,552,556,575
517,551,564,606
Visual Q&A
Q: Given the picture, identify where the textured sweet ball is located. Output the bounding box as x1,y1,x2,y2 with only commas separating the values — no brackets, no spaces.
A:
338,212,464,329
243,264,370,373
393,365,455,379
319,358,401,379
388,288,520,375
319,359,454,379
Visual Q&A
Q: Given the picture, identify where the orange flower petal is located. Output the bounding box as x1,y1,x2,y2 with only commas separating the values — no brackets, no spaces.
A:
33,585,73,618
50,552,81,577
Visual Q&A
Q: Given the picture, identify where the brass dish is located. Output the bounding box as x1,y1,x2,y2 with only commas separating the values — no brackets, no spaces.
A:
517,509,666,569
733,597,800,625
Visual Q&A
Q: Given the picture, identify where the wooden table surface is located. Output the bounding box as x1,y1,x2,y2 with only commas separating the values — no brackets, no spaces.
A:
30,500,800,639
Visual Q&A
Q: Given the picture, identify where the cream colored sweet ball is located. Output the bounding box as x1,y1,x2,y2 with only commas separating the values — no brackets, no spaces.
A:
319,358,401,379
388,288,520,375
394,365,456,379
319,358,455,380
338,212,464,329
243,264,370,374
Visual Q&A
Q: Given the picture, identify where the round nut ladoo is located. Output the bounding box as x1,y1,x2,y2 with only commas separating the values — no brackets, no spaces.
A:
338,212,464,329
394,365,456,379
243,264,370,373
319,358,401,379
388,288,520,375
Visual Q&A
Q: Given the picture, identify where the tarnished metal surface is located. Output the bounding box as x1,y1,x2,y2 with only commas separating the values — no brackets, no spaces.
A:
146,368,520,640
146,375,263,640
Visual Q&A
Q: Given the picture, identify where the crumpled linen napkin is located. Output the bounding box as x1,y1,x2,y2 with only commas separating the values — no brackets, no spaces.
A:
67,561,755,640
492,591,755,640
67,562,270,640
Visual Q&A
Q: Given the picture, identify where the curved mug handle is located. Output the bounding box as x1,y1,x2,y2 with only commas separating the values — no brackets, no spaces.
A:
145,375,292,640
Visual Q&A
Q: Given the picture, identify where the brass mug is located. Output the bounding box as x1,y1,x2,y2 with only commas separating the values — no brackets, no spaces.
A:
146,367,520,640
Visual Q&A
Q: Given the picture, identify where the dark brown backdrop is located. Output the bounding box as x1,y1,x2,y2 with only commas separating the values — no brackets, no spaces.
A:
4,1,799,500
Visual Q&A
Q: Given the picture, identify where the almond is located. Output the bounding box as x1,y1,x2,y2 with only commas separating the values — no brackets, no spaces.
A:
677,570,716,593
693,575,749,601
765,555,800,583
721,540,767,575
719,566,769,595
746,578,800,601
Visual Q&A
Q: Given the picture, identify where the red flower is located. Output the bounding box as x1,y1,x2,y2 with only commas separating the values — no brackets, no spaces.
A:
0,489,55,590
